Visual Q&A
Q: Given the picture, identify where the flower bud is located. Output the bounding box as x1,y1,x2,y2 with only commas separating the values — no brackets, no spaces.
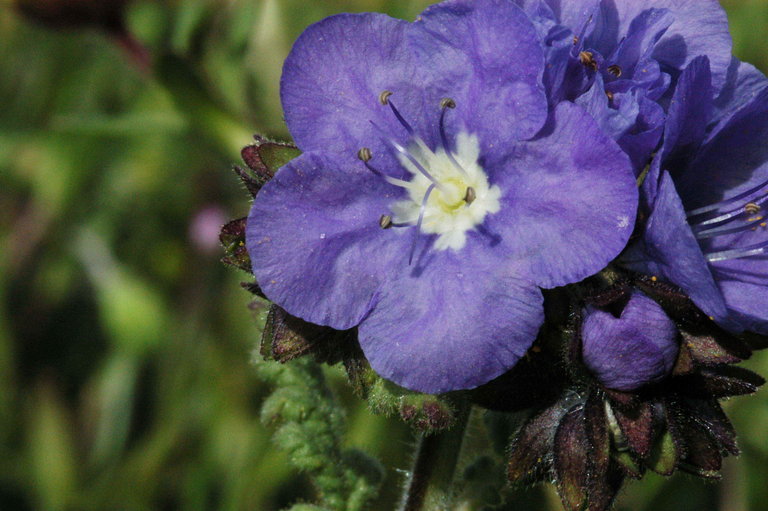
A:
582,291,679,391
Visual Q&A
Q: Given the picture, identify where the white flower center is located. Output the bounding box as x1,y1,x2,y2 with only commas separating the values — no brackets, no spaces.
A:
387,133,501,251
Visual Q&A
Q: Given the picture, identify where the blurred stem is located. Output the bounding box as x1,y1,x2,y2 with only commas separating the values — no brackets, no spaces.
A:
720,459,747,511
399,399,471,511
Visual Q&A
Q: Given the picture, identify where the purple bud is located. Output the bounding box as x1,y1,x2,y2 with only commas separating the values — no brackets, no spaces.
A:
582,292,679,391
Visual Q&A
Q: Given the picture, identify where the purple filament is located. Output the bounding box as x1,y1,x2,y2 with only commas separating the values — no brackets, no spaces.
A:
410,183,436,265
439,106,469,177
686,176,768,219
695,216,766,240
706,239,768,262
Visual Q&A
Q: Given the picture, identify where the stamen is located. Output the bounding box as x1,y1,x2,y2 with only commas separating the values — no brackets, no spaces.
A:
606,90,614,102
690,193,768,231
357,147,373,162
358,147,387,178
686,176,768,218
440,98,456,110
379,90,393,106
378,213,411,229
439,98,468,177
464,187,476,205
579,51,598,71
369,121,445,191
607,64,622,78
706,239,768,262
409,183,436,265
695,216,766,240
378,90,414,135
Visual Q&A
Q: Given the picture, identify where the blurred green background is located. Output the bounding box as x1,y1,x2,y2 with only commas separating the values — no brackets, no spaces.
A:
1,1,768,510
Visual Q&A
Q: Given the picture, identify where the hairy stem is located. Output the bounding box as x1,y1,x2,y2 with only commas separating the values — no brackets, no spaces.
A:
399,399,472,511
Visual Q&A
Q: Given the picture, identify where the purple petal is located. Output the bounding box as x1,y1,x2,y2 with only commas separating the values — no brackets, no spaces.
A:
601,0,732,91
280,13,424,172
660,56,713,163
408,0,547,151
622,170,730,323
542,41,592,105
512,0,559,38
677,87,768,210
714,58,768,123
639,153,663,211
582,291,679,391
246,152,409,329
616,95,665,170
706,228,768,331
486,102,638,288
574,74,666,171
607,8,673,74
358,241,543,393
717,279,768,335
536,0,600,30
575,73,639,143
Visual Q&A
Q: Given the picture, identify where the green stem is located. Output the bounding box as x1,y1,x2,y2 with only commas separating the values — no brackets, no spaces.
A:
398,399,472,511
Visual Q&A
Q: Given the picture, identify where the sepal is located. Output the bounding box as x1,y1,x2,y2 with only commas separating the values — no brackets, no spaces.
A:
507,402,568,485
219,217,251,273
260,304,356,365
258,303,458,433
235,135,301,197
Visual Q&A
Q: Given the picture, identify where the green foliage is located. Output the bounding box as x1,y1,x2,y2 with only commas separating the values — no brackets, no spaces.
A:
257,358,384,511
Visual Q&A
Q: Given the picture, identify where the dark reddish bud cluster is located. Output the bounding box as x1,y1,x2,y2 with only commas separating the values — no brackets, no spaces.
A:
497,275,764,511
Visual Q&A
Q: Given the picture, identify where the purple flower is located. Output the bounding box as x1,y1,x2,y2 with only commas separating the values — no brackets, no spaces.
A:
513,0,733,169
624,55,768,335
246,0,638,393
582,291,679,390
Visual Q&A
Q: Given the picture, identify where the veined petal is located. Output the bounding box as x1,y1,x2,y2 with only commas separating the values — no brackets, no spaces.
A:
622,170,731,325
408,0,548,151
660,56,713,164
575,73,639,143
246,152,409,329
617,95,665,170
678,87,768,211
485,102,637,288
718,279,768,335
607,0,732,91
280,13,424,172
359,241,543,393
607,7,673,74
532,0,599,31
714,58,768,124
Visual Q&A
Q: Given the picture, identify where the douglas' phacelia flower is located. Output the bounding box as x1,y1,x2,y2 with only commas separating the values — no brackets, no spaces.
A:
624,55,768,335
246,0,638,393
513,0,733,169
